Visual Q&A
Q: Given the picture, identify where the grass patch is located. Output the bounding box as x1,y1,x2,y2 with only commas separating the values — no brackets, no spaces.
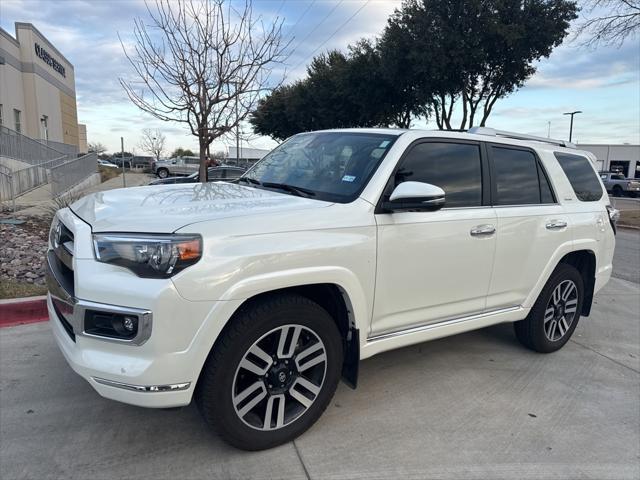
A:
99,165,121,182
0,279,47,299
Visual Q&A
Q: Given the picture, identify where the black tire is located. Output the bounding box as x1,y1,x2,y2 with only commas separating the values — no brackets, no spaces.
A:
157,168,169,178
514,264,584,353
612,185,623,197
196,293,343,451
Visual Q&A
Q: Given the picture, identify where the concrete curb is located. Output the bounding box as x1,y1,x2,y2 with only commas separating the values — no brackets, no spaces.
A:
618,224,640,230
0,296,48,328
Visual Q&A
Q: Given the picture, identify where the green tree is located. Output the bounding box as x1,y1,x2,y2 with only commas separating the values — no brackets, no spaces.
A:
381,0,578,129
170,147,196,158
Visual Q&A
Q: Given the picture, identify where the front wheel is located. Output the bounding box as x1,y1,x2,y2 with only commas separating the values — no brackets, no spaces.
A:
514,264,584,353
196,294,343,450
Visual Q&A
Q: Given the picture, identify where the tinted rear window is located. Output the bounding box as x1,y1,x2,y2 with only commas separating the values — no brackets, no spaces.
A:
555,153,603,201
492,147,542,205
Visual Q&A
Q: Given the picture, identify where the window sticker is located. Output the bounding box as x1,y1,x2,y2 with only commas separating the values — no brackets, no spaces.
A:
379,140,390,148
342,175,356,182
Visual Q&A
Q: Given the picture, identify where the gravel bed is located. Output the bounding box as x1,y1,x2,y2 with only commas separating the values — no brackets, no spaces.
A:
0,215,50,286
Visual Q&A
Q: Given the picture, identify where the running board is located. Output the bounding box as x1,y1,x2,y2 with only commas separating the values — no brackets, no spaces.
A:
361,306,525,360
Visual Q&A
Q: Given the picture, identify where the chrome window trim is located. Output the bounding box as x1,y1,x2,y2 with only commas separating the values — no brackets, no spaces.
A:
92,377,190,393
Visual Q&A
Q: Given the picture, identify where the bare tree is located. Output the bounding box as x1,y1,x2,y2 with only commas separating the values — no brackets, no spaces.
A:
139,128,167,160
120,0,286,181
88,142,107,155
577,0,640,47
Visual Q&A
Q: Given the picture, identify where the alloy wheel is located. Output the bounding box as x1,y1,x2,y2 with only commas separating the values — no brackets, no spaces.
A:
544,279,578,342
231,324,327,431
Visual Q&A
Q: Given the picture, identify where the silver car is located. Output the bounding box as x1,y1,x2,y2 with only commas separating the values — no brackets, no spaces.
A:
154,156,201,178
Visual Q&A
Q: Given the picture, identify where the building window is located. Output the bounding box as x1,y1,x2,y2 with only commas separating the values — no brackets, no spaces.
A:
41,115,49,141
13,109,21,133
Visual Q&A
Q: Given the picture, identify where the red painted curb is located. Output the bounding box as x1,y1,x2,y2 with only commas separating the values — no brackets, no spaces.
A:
0,299,49,328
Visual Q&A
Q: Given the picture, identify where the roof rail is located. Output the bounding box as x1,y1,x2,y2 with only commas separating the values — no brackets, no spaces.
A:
468,127,576,149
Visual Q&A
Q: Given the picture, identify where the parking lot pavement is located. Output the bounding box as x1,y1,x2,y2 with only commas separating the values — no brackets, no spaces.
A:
612,229,640,284
1,274,638,480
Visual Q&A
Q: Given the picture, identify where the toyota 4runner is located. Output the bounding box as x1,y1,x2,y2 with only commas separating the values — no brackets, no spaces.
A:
47,127,617,450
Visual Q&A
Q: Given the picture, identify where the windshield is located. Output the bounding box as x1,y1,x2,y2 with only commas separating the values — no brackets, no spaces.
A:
242,131,398,202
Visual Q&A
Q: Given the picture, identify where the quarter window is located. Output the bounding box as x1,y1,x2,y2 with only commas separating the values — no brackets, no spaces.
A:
491,147,550,205
395,142,483,208
555,152,603,201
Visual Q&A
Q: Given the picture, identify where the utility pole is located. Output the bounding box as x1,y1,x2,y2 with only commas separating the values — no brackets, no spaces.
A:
563,111,582,143
547,121,551,138
121,136,126,188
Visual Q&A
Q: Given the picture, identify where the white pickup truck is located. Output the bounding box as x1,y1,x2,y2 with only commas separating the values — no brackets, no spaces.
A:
47,128,616,450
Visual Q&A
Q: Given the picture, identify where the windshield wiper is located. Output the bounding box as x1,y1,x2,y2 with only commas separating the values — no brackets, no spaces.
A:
238,177,261,186
261,182,316,197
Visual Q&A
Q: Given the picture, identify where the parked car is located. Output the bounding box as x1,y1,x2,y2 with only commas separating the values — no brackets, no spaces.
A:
97,159,118,168
600,171,640,197
153,156,201,178
111,155,154,170
149,166,246,185
47,127,616,451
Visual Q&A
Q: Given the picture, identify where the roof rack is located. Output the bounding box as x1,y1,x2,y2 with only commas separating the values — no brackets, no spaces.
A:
468,127,576,149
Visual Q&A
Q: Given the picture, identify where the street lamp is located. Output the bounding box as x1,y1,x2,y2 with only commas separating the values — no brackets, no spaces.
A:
563,111,582,143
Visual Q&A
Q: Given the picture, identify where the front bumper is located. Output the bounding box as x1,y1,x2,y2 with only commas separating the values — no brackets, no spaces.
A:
46,208,224,408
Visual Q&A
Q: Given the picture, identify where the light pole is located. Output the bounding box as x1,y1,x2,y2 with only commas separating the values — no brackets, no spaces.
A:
563,111,582,143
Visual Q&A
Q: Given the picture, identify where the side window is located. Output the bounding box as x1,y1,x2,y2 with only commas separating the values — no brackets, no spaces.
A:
491,147,543,205
555,152,603,201
395,142,482,208
537,162,556,204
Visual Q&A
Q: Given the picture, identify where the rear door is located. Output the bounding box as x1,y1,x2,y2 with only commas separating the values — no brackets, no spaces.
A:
485,145,571,310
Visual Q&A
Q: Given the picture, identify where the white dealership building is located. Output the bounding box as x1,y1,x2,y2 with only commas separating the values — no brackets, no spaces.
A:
578,143,640,179
0,22,87,153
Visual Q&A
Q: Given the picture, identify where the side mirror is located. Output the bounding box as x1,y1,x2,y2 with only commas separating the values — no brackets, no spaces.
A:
382,181,445,212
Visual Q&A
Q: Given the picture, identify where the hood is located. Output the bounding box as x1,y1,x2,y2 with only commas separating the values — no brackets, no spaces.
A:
70,182,331,233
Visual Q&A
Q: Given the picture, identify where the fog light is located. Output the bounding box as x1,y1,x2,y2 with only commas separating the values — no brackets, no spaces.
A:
123,316,136,332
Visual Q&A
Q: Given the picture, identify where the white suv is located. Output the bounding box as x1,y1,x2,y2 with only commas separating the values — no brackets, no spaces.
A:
47,128,616,450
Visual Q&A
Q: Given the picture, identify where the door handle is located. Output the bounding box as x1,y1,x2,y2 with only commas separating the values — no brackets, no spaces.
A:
470,224,496,236
546,220,567,230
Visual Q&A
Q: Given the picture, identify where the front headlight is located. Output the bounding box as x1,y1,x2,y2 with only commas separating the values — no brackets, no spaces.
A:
93,234,202,278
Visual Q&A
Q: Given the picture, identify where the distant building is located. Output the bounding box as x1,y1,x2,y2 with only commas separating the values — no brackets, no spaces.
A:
0,22,85,153
227,146,270,167
578,144,640,179
78,123,87,154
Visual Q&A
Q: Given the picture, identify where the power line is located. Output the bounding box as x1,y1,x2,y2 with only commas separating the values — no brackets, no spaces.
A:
283,0,317,40
291,0,371,73
284,0,344,68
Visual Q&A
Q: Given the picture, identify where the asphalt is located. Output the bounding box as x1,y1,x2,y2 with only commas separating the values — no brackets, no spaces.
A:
1,238,639,479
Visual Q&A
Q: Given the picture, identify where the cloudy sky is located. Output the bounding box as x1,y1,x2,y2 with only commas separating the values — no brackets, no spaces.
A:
1,0,638,155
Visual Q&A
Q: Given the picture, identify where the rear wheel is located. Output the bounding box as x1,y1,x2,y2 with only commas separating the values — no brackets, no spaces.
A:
196,293,343,451
612,185,623,197
157,168,169,178
514,264,583,353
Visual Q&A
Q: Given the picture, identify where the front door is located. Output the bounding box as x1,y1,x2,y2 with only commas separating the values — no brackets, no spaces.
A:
371,141,496,337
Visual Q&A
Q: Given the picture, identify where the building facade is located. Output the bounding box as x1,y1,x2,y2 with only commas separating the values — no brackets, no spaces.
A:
578,144,640,179
0,22,85,151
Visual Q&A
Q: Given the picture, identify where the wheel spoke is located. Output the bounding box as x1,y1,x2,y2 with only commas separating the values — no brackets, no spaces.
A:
263,394,285,430
295,342,326,372
277,326,302,359
239,345,273,376
557,317,567,336
562,282,576,301
549,320,558,340
544,307,555,323
234,382,267,417
552,285,562,305
289,377,320,408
